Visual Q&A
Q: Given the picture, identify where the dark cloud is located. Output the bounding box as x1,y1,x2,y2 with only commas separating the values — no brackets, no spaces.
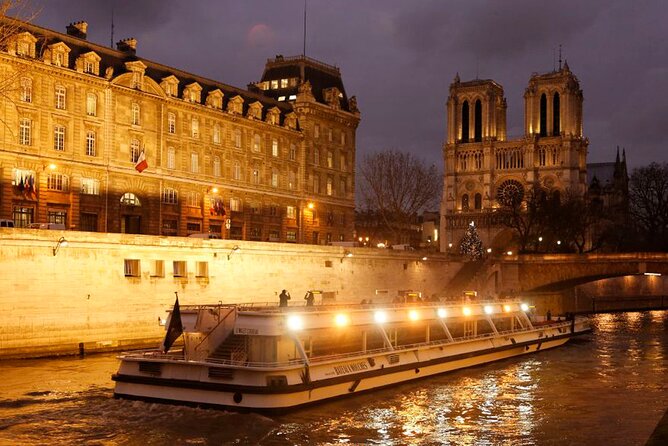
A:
29,0,668,170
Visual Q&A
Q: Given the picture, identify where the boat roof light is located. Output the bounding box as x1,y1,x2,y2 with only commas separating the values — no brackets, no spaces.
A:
286,315,303,331
484,305,494,315
462,307,472,316
374,310,387,324
520,303,530,312
437,308,447,318
408,309,420,321
334,313,349,327
503,304,512,313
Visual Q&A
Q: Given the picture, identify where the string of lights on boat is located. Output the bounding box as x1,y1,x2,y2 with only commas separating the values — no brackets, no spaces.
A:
285,302,531,331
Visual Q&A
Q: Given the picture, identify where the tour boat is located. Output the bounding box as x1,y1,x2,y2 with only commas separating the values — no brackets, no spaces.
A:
112,298,591,411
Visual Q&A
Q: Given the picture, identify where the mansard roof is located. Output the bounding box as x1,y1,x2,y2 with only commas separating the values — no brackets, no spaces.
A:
254,55,353,112
3,17,296,123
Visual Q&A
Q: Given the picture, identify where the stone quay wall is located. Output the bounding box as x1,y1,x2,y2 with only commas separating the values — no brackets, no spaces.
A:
0,229,459,358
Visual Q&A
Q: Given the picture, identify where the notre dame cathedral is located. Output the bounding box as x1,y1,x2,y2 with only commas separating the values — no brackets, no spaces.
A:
439,62,590,252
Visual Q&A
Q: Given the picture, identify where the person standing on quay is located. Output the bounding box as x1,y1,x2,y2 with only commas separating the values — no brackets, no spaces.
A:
279,290,291,307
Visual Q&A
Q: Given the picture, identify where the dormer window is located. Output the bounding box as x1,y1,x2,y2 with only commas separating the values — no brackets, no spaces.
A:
161,75,179,97
270,80,279,89
280,79,288,88
183,82,202,103
76,51,101,75
47,42,71,68
205,89,224,109
14,32,37,57
227,95,244,115
284,113,298,130
266,107,280,125
248,101,263,120
124,60,147,89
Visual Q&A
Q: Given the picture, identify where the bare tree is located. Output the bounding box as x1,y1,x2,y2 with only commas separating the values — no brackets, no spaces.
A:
359,150,441,245
629,162,668,250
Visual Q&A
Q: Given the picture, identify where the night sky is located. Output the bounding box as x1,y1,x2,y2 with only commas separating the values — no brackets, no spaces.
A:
31,0,668,170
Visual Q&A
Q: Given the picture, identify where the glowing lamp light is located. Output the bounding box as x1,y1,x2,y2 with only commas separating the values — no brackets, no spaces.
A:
307,202,315,210
557,240,562,245
506,251,513,256
374,310,387,324
422,256,428,261
408,310,420,321
538,236,543,242
520,303,530,312
286,315,303,331
377,243,386,248
484,305,494,315
486,248,492,253
644,272,661,277
437,308,447,318
462,307,472,316
503,304,512,313
334,313,350,327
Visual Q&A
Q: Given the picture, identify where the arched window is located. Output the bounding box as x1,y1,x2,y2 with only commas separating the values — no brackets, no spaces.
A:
20,78,32,103
130,139,141,163
474,193,482,210
461,101,469,142
132,103,140,126
539,93,547,137
474,99,482,142
120,192,140,206
552,92,560,136
462,194,469,211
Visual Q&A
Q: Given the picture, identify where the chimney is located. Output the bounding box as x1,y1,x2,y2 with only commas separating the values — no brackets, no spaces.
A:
116,38,137,55
66,21,88,39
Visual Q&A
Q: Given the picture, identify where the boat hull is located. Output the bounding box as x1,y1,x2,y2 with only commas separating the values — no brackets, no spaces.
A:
113,329,586,412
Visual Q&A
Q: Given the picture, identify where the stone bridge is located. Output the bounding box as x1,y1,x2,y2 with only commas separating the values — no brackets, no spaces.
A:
489,253,668,293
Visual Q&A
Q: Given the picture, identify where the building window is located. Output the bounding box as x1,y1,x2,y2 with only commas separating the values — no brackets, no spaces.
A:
47,210,67,225
252,168,260,184
250,226,262,240
475,193,482,210
269,229,280,241
230,198,241,212
86,130,96,156
287,206,296,219
186,222,201,234
314,124,320,138
462,194,469,211
341,132,346,146
213,124,221,144
191,153,199,173
84,60,95,74
80,212,98,232
132,103,140,125
272,139,279,157
162,187,178,204
286,230,296,242
120,192,141,206
167,147,175,169
12,206,33,228
196,262,209,278
81,178,100,195
269,205,278,216
270,79,278,89
130,139,141,163
233,162,241,180
19,118,31,145
162,219,177,235
339,178,346,196
326,177,333,196
124,259,140,277
173,261,187,278
191,118,199,138
290,143,296,161
213,156,221,177
340,153,346,172
271,170,278,188
168,112,176,133
55,85,66,109
314,175,320,194
288,171,296,190
47,173,69,191
53,125,65,151
20,78,32,103
253,134,261,152
314,149,320,165
328,129,333,142
187,191,200,207
86,93,97,116
150,260,165,277
327,151,333,168
234,129,242,148
12,168,35,192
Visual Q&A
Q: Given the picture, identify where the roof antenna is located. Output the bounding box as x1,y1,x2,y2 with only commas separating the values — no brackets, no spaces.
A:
553,47,556,71
110,1,115,48
475,56,479,80
303,0,307,57
558,44,562,70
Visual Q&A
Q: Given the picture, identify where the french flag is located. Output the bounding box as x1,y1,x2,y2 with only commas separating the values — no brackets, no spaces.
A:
135,150,148,173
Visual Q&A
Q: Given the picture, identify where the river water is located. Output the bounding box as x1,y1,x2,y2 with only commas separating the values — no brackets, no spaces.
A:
0,311,666,446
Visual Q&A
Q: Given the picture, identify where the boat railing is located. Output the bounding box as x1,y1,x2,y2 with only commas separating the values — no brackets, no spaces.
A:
193,306,237,353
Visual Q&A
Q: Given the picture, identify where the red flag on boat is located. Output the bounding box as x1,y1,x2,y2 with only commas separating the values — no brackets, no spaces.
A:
161,295,183,353
134,150,148,173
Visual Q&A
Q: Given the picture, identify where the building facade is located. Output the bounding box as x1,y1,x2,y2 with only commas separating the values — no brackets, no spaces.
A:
440,63,589,252
0,19,359,244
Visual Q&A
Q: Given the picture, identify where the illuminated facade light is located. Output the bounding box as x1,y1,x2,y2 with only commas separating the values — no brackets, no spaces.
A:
437,308,447,318
520,303,529,312
287,315,303,331
506,251,513,256
374,310,387,324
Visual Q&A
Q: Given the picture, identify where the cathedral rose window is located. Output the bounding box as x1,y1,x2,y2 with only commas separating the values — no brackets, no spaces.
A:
496,179,524,206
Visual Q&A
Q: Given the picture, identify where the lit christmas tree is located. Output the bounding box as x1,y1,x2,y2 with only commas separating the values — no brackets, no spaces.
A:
460,221,484,260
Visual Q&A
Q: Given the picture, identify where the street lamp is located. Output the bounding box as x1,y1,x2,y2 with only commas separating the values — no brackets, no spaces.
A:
227,245,240,260
53,237,68,256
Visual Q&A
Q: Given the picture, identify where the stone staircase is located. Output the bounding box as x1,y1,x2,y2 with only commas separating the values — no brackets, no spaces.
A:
443,259,490,296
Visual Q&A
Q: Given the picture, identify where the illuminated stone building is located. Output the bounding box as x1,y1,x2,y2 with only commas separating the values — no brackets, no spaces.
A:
440,63,589,251
0,19,359,243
